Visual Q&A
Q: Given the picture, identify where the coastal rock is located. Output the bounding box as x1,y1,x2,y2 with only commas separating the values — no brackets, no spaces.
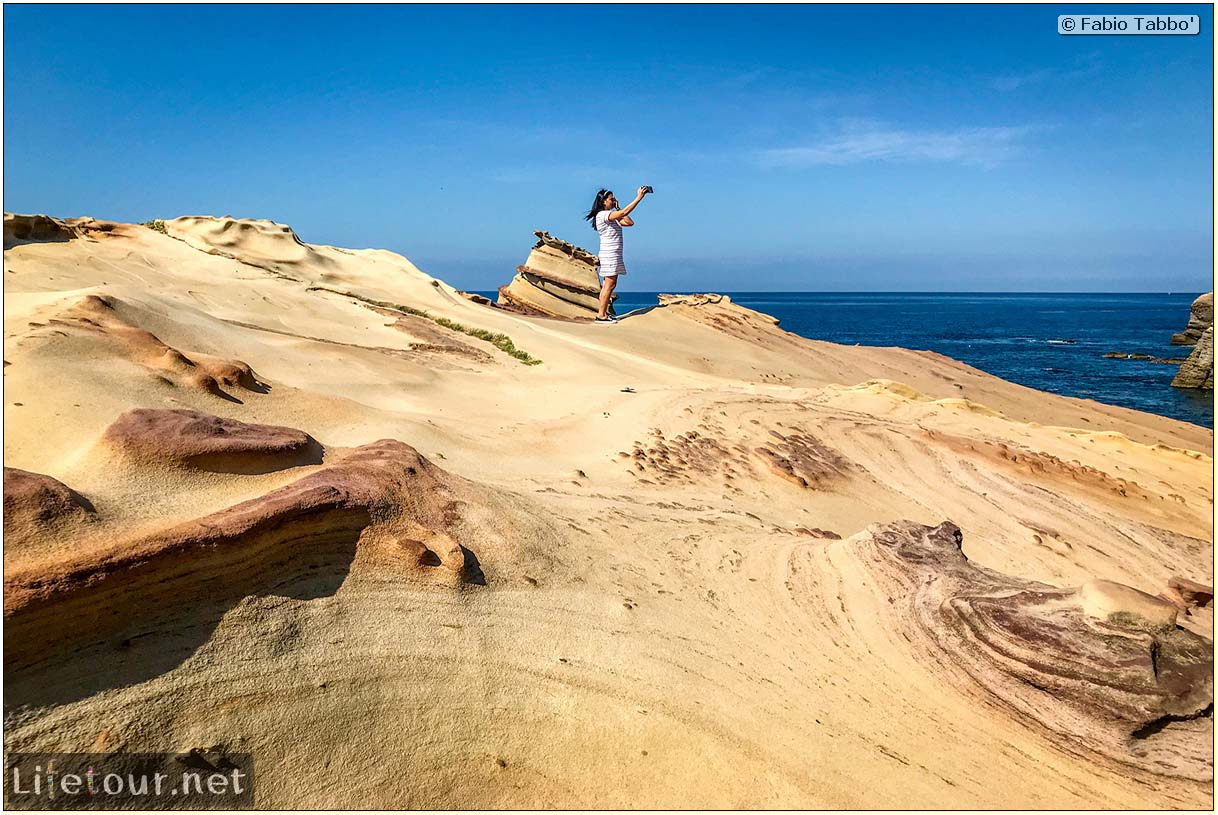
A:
4,436,485,673
658,292,729,307
496,230,615,319
165,216,337,279
754,430,852,489
1171,326,1214,389
3,468,96,548
4,213,79,248
5,212,1215,808
100,408,323,473
531,230,600,269
1104,352,1187,364
820,521,1214,781
1171,292,1214,345
48,294,268,399
1168,577,1215,609
1079,579,1179,629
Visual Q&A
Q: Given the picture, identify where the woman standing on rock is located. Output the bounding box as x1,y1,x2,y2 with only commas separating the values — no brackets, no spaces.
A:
585,186,650,322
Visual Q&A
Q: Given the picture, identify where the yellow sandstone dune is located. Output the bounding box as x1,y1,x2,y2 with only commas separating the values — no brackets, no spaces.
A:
3,213,1213,808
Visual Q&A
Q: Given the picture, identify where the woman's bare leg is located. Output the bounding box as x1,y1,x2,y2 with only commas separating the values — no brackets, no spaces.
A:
597,275,617,318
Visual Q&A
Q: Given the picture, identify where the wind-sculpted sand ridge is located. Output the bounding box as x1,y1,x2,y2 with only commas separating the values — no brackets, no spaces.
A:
3,214,1212,807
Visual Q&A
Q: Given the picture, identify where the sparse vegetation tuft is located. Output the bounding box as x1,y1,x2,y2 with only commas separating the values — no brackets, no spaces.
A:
140,219,167,234
433,317,543,365
307,286,543,366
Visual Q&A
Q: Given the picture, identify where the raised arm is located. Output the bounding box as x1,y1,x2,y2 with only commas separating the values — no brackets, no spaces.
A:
608,186,649,221
620,215,635,227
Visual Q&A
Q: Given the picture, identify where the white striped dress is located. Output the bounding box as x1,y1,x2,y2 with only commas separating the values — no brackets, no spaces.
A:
595,211,626,276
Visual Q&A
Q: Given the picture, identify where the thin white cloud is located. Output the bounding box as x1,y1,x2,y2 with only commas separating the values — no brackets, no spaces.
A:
990,69,1057,92
759,120,1038,168
989,53,1102,93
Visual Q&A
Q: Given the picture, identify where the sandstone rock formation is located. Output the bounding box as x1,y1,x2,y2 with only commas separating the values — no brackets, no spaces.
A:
101,408,323,473
49,294,269,400
5,417,497,709
1171,326,1214,389
497,230,615,319
165,216,338,279
828,521,1213,781
3,468,96,549
1171,292,1213,345
4,213,79,248
4,212,1212,808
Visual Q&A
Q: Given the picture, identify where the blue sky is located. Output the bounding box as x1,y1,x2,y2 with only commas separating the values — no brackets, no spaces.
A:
4,4,1213,291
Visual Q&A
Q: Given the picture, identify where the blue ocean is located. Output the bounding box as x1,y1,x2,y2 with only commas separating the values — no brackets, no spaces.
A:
484,291,1213,429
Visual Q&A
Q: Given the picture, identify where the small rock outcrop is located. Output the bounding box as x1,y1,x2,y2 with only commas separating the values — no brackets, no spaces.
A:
4,213,79,248
101,408,322,473
1104,352,1187,364
1171,326,1214,390
1163,576,1215,611
1171,292,1214,346
497,231,615,319
3,468,96,548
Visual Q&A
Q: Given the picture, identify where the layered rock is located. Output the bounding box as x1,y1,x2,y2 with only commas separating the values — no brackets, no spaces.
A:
5,420,488,708
1171,326,1214,390
3,213,143,248
829,521,1214,781
497,230,614,319
101,408,323,473
1171,292,1214,346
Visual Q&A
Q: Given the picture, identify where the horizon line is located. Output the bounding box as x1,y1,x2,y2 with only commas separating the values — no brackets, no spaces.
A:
467,289,1211,296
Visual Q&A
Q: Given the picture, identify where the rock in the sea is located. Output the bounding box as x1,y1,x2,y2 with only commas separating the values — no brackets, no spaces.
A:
1171,292,1213,345
1104,352,1187,364
1171,326,1214,390
496,230,615,319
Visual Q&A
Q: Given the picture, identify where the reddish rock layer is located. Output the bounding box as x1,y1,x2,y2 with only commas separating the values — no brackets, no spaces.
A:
101,408,322,473
5,438,482,689
3,468,96,549
853,521,1213,782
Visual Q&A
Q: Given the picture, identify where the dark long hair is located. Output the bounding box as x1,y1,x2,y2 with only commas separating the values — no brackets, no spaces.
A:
584,189,612,230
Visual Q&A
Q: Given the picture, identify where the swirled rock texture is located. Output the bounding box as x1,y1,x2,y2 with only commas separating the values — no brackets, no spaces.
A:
4,212,1212,808
5,434,504,711
841,522,1212,781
